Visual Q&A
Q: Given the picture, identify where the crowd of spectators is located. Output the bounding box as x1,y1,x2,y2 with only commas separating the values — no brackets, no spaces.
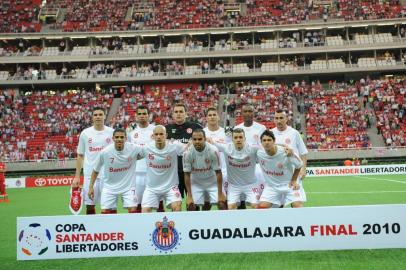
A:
233,82,294,128
1,0,404,33
360,77,406,147
304,81,371,150
110,82,221,129
0,88,112,161
0,0,41,33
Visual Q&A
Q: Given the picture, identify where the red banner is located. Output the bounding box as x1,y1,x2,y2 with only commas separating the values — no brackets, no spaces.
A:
25,176,84,188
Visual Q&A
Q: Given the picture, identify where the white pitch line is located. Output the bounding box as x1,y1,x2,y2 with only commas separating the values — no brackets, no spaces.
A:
308,191,406,194
309,176,406,185
353,176,406,185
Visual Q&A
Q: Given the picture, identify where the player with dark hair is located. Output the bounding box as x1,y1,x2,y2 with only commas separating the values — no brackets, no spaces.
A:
257,129,304,208
203,107,229,198
271,109,308,207
183,129,227,211
210,128,260,210
72,106,114,214
235,104,266,208
129,105,155,213
165,103,202,198
88,128,143,214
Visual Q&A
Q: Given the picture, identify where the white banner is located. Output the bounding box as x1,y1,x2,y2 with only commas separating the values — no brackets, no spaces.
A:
306,164,406,177
6,177,25,189
17,204,406,260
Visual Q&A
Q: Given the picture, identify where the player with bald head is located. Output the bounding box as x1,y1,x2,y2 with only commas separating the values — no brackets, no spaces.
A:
140,125,189,212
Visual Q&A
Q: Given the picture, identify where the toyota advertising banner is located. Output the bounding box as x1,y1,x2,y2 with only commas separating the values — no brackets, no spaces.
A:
5,164,406,189
17,204,406,260
25,176,84,188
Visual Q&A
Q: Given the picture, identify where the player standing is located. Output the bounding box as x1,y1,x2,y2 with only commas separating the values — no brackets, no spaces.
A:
211,128,260,210
88,128,143,213
203,107,229,197
165,103,202,198
72,107,114,214
183,129,226,211
257,130,304,208
129,105,155,212
271,109,308,207
235,104,266,208
0,161,7,201
141,125,189,212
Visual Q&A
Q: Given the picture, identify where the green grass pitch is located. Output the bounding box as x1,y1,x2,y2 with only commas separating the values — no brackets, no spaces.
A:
1,174,406,270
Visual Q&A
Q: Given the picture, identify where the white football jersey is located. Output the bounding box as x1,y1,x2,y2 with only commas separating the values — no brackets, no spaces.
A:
77,126,114,178
257,145,303,187
141,141,187,192
271,126,308,156
203,126,228,172
129,124,155,172
215,142,259,186
236,121,266,147
183,143,221,187
94,142,143,194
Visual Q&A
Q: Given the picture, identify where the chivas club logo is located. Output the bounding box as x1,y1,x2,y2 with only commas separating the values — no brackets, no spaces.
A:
150,216,181,253
277,162,284,169
106,138,111,144
186,128,193,134
285,138,291,144
205,158,210,165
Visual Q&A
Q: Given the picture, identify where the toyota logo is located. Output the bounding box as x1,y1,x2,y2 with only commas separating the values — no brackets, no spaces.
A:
35,178,46,187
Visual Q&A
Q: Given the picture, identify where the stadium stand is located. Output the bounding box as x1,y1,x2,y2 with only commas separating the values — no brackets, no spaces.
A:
0,89,112,161
0,0,404,33
304,82,371,150
367,78,406,147
233,82,294,129
0,0,42,33
109,82,221,129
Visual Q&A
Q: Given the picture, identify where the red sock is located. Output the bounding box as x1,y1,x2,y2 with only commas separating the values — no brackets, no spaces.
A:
128,209,138,213
102,209,117,214
86,207,96,215
157,201,165,212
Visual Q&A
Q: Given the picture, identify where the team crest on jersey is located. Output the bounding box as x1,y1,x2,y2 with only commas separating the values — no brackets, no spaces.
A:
172,129,177,134
88,138,92,144
277,162,284,169
166,155,172,161
106,138,111,144
133,133,139,138
150,216,181,253
127,157,133,163
244,156,250,161
254,134,259,140
148,153,155,160
186,128,193,134
205,158,210,165
285,138,291,144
